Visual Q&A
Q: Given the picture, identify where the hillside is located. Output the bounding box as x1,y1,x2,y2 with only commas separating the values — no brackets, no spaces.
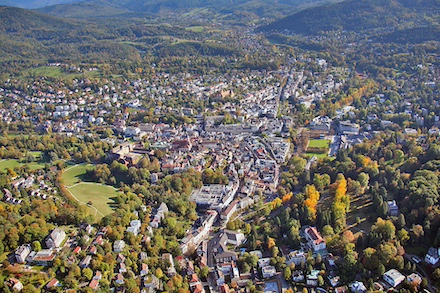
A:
262,0,440,38
38,0,342,19
0,0,81,9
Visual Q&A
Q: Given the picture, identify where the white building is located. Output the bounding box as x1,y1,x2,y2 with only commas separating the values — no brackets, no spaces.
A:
261,266,276,279
15,245,31,263
425,247,440,265
305,227,326,251
45,228,66,249
113,240,125,253
383,269,405,287
286,250,306,266
127,220,142,236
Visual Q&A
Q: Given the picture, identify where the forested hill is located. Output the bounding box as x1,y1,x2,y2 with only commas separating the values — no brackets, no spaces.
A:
38,0,341,19
262,0,440,38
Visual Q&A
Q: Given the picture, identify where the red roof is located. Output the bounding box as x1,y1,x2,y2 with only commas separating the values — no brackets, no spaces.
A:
89,279,99,290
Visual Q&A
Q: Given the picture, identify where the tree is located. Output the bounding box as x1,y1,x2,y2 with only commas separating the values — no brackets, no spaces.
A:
82,267,93,281
284,267,292,281
32,240,42,252
371,218,396,241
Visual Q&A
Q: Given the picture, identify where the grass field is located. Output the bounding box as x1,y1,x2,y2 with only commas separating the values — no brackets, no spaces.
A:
0,159,46,172
62,164,118,221
186,26,205,32
68,183,118,218
305,153,329,159
62,164,94,186
308,139,330,148
27,66,101,79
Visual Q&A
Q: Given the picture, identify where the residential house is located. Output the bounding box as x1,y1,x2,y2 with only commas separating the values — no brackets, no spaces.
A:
387,200,399,216
115,273,125,285
32,249,57,266
292,271,304,282
407,273,422,287
219,284,230,293
305,227,326,252
261,266,276,279
425,247,440,265
140,263,149,276
189,274,205,293
89,279,99,290
306,270,320,286
221,200,239,221
15,244,31,263
349,281,367,293
46,278,60,290
286,250,306,266
162,253,176,276
114,240,125,253
383,269,405,287
45,228,66,249
79,255,92,268
143,275,162,293
5,278,23,292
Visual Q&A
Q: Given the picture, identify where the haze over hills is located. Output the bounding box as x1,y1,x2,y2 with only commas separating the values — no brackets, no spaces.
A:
0,0,81,9
37,0,342,19
262,0,440,42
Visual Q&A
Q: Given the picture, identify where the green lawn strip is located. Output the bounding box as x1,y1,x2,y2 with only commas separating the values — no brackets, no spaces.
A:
0,160,21,171
67,183,118,217
62,164,94,186
305,153,329,159
405,245,428,257
308,139,330,148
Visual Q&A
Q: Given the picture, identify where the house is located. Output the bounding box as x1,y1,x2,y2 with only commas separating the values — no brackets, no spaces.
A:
15,244,31,263
189,273,205,293
79,255,92,268
407,273,422,287
261,266,277,279
117,253,126,263
73,246,81,254
45,228,66,249
46,278,60,290
307,270,320,286
143,275,162,293
32,249,57,266
383,269,405,287
221,200,239,221
119,263,127,273
89,279,99,290
5,278,23,292
114,240,125,253
162,253,176,276
425,247,440,265
349,281,367,293
140,263,149,276
305,227,326,251
93,271,102,280
127,220,142,236
292,270,304,282
387,200,399,216
115,273,125,285
286,250,306,266
223,229,245,246
258,258,271,269
335,286,349,293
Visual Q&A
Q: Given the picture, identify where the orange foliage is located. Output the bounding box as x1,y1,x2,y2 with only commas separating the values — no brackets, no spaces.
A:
282,192,293,203
304,185,320,220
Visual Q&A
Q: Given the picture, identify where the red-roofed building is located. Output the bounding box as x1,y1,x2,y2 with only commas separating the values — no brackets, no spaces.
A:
89,279,99,290
305,227,326,251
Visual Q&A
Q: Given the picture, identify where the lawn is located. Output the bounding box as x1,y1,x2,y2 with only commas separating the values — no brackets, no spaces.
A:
405,245,428,257
305,153,330,159
68,183,119,219
308,139,331,148
27,66,101,79
186,26,205,32
62,164,94,186
0,159,46,172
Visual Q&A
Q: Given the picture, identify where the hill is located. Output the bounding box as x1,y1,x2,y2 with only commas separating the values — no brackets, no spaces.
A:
262,0,440,40
0,0,81,9
38,0,342,19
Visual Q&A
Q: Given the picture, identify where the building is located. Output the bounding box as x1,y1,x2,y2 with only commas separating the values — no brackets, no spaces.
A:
114,240,125,253
32,249,57,266
127,220,142,236
425,247,440,265
89,279,99,290
162,253,176,276
339,121,360,135
261,266,277,279
383,269,405,287
46,278,60,290
307,270,320,286
190,183,238,211
45,228,66,249
286,250,306,266
143,275,162,293
221,200,239,221
305,227,326,251
406,273,422,287
15,244,31,263
349,281,367,293
387,200,399,216
5,278,23,292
